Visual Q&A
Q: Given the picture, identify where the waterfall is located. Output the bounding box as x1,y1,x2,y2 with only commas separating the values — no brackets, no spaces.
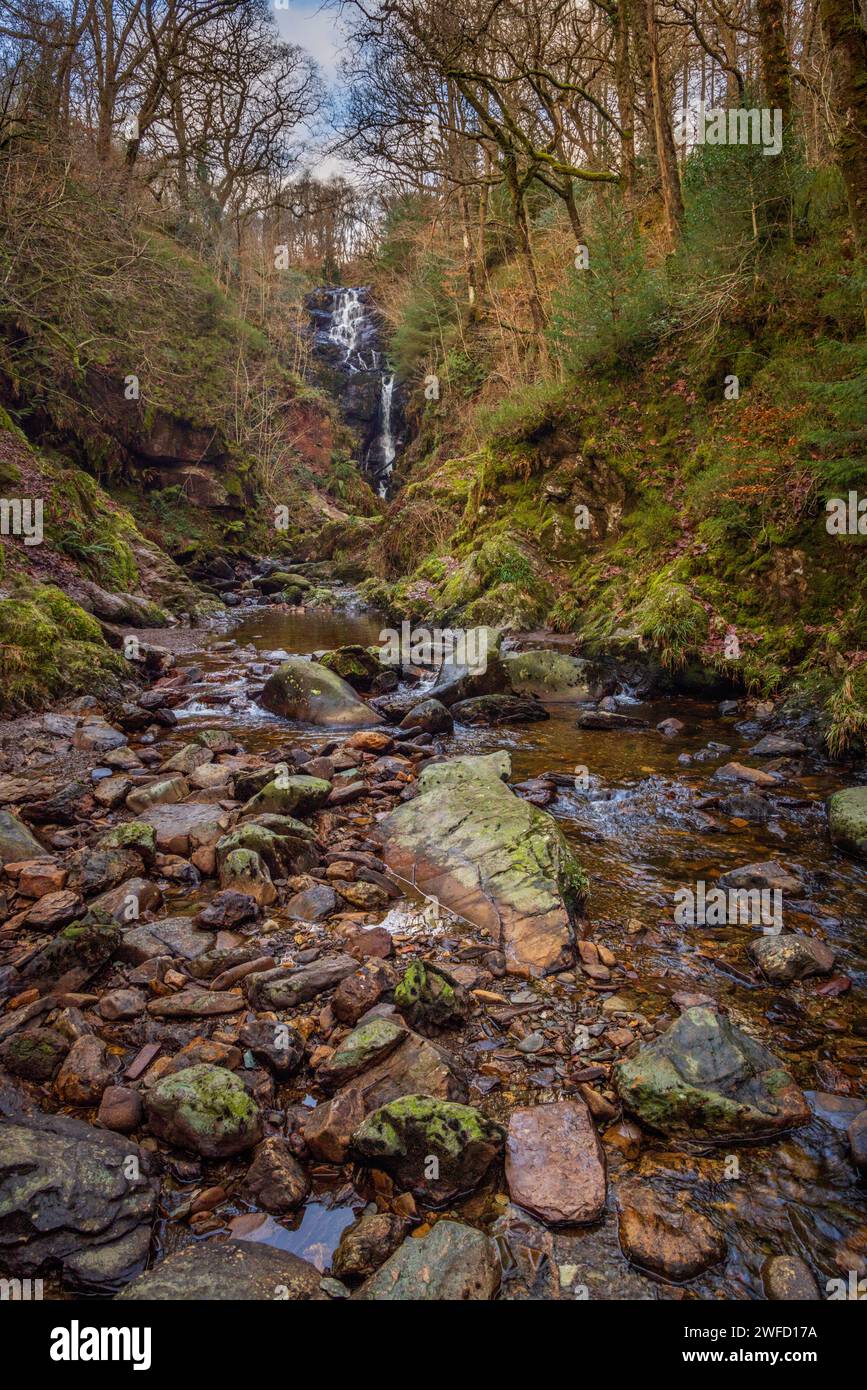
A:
377,374,396,496
308,285,401,496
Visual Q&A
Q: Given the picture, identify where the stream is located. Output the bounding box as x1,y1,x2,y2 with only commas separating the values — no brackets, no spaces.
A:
134,597,867,1300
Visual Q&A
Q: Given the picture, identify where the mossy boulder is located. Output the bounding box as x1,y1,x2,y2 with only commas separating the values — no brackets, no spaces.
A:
349,1094,504,1203
217,848,276,906
117,1238,326,1301
216,820,318,877
614,1007,810,1142
98,821,158,867
827,786,867,861
0,587,126,713
379,752,587,977
319,644,381,691
241,773,331,817
14,909,120,993
0,1027,70,1082
317,1016,408,1089
504,650,591,702
261,657,383,728
393,962,471,1034
144,1064,263,1157
358,1220,500,1300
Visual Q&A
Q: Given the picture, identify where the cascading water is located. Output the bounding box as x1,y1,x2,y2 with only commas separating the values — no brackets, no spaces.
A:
307,285,402,496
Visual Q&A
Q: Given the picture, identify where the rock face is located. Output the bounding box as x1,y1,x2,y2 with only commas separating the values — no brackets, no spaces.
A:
748,933,835,982
358,1220,501,1300
261,657,383,727
0,1112,158,1293
349,1095,504,1203
144,1064,263,1157
614,1007,810,1141
505,1100,607,1226
379,752,587,976
616,1184,726,1282
827,786,867,861
117,1238,327,1301
504,650,590,701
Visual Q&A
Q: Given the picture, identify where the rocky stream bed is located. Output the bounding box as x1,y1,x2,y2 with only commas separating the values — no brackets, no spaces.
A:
0,576,865,1302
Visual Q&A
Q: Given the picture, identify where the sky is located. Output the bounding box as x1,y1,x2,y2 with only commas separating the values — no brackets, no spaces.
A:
272,0,353,179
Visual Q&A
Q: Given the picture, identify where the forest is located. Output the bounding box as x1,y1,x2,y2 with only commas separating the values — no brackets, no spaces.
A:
0,0,864,1323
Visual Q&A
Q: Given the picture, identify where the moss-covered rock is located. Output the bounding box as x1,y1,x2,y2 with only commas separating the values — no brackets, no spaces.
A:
0,587,126,713
0,1027,70,1082
380,751,587,976
144,1064,262,1158
98,822,157,867
827,786,867,861
241,773,331,818
393,961,471,1034
317,1016,408,1089
349,1094,504,1202
614,1006,810,1142
261,657,383,728
319,644,381,690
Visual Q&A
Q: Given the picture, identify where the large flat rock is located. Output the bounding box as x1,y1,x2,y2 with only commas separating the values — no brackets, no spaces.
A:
379,752,587,976
117,1237,327,1300
0,1111,158,1293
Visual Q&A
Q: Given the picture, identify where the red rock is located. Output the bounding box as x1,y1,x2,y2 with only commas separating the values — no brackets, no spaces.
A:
505,1100,607,1226
616,1184,726,1282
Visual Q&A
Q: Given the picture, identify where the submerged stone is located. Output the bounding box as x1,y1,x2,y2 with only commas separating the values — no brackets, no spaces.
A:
614,1006,810,1141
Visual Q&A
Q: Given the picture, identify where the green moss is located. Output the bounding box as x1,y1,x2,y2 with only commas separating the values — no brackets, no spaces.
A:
0,585,126,713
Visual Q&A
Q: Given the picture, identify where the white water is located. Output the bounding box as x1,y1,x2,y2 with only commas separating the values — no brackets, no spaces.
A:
378,374,396,495
327,287,368,370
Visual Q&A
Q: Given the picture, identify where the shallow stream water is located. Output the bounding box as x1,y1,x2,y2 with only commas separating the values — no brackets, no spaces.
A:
144,600,867,1298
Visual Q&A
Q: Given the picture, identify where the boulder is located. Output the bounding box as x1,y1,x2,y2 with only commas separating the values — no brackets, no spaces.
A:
55,1034,120,1105
748,933,835,982
827,786,867,861
302,1032,466,1163
116,1238,327,1301
0,1026,69,1082
451,694,549,726
245,954,358,1010
503,649,590,702
243,1137,310,1213
616,1184,726,1282
241,774,331,817
428,627,508,707
139,802,228,857
0,1111,158,1293
261,658,383,727
13,910,119,994
398,699,453,735
379,752,587,976
358,1220,500,1300
505,1100,607,1226
614,1006,810,1141
332,1212,406,1281
0,811,44,867
218,848,276,906
317,1016,408,1090
144,1064,263,1157
393,961,471,1034
349,1095,503,1202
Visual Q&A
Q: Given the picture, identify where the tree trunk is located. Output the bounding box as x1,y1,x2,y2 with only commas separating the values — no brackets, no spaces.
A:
614,0,636,192
645,0,683,238
819,0,867,249
505,160,546,331
756,0,793,124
